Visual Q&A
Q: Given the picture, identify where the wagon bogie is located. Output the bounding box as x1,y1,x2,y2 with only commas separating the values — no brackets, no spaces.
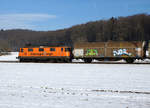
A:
84,58,92,63
125,59,135,63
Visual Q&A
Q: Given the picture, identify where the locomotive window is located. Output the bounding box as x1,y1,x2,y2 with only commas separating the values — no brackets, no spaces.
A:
65,48,71,52
28,48,33,52
50,48,55,51
39,48,44,52
20,48,24,52
61,48,63,52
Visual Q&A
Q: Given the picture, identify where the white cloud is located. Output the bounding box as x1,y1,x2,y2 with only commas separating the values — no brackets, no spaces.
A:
0,13,56,30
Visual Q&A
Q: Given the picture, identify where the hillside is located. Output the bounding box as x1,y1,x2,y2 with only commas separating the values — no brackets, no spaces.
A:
0,13,150,51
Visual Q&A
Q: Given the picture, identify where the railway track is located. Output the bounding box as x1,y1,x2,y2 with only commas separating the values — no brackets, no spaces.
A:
0,61,150,64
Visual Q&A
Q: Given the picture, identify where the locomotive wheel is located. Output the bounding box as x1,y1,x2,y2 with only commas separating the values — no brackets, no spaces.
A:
19,58,24,62
19,58,30,62
64,59,72,63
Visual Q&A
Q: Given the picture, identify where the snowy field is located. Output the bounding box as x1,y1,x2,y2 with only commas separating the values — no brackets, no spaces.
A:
0,53,150,108
0,52,19,61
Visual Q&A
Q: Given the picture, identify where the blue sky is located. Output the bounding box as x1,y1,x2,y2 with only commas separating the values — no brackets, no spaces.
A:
0,0,150,31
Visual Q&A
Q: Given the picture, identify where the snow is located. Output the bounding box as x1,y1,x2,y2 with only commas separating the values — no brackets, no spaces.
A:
0,52,18,61
0,52,150,108
0,63,150,108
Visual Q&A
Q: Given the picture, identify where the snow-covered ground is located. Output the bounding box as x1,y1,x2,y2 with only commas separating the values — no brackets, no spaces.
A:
0,52,19,61
0,53,150,108
0,63,150,108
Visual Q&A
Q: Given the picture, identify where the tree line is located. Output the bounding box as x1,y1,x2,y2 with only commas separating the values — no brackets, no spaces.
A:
0,13,150,52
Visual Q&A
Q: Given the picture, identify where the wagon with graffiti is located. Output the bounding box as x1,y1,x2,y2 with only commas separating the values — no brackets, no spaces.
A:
73,41,147,63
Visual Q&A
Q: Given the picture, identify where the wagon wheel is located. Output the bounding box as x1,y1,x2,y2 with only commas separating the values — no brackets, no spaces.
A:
125,59,134,63
84,59,92,63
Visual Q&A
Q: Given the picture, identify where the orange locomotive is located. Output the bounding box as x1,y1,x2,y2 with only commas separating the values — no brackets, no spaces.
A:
18,46,72,62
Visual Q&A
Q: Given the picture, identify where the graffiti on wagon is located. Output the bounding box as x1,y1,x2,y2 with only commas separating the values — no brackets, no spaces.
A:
85,49,98,56
113,49,132,56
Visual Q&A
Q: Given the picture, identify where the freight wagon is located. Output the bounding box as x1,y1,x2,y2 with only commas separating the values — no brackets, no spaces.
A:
73,41,150,63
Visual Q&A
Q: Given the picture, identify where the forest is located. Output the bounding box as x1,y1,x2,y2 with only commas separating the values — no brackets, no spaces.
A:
0,13,150,52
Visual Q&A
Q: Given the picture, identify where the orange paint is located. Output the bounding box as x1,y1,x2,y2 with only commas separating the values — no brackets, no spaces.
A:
19,46,71,58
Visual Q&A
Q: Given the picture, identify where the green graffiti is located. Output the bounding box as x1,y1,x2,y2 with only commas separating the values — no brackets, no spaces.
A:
85,49,98,56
